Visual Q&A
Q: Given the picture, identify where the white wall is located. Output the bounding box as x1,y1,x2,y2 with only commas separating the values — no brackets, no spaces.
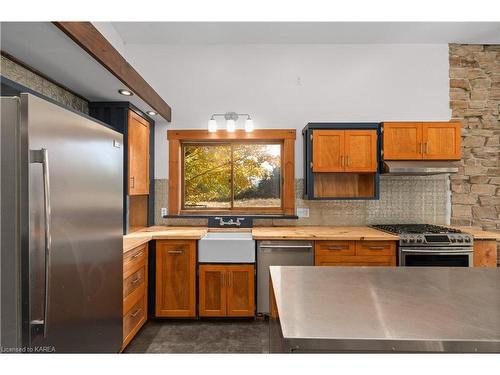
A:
123,44,451,179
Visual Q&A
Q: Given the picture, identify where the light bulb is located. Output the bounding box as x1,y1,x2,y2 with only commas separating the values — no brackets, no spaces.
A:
245,118,254,132
226,119,236,132
208,119,217,133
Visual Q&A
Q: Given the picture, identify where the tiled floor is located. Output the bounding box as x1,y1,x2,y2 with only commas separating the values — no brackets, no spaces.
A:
124,318,270,353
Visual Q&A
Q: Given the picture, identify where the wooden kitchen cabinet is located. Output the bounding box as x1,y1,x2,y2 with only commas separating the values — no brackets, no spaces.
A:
304,124,380,200
155,240,196,317
312,130,344,172
312,129,377,173
199,264,255,317
128,110,150,195
198,265,227,317
383,122,422,160
383,122,461,160
473,240,498,267
344,130,378,172
315,240,396,267
422,122,461,160
122,243,148,350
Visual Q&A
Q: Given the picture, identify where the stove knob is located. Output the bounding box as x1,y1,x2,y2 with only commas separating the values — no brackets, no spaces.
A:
458,237,464,242
451,237,456,242
465,237,471,243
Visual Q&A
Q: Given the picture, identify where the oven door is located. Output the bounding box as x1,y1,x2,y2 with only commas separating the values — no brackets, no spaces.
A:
399,247,473,267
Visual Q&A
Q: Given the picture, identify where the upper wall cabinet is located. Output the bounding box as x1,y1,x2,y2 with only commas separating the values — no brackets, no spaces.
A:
383,122,461,160
312,130,377,173
128,111,150,195
304,123,381,200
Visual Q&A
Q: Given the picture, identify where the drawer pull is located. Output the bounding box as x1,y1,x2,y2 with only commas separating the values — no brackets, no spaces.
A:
167,250,183,254
131,251,143,259
131,277,142,284
367,246,386,250
325,246,348,250
130,308,142,318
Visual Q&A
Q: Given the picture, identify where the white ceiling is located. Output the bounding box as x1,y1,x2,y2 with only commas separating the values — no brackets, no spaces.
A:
0,22,168,123
111,22,500,44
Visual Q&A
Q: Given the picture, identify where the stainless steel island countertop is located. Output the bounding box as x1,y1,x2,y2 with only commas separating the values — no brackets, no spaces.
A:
269,266,500,353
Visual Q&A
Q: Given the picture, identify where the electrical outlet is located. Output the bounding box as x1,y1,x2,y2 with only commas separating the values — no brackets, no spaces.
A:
296,207,309,218
161,207,167,217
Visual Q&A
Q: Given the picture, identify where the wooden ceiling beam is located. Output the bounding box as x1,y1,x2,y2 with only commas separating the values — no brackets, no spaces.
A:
53,22,171,122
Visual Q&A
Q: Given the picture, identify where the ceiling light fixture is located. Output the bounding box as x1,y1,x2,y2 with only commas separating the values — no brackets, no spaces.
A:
146,110,157,116
118,89,134,96
207,112,254,133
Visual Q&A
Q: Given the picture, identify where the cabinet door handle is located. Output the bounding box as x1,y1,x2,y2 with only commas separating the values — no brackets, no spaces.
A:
130,308,142,318
419,142,423,154
221,273,224,286
425,142,429,155
167,250,183,254
325,246,348,250
340,155,344,167
368,246,386,250
131,251,143,259
131,277,142,284
130,176,135,188
346,155,349,166
228,272,232,287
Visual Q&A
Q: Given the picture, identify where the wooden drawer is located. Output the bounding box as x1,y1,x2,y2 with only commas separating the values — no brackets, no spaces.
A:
123,265,146,299
356,241,396,256
124,244,147,276
315,241,355,256
123,292,147,348
315,255,396,267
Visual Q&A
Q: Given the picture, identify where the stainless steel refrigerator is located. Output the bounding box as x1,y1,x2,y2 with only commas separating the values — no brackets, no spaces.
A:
1,93,123,353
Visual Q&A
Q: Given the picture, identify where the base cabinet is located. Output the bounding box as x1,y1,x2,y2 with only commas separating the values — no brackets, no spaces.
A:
315,240,396,266
473,240,498,267
122,243,148,350
199,264,255,317
155,240,197,317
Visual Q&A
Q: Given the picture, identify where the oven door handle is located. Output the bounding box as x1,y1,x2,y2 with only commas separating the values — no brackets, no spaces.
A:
400,248,473,254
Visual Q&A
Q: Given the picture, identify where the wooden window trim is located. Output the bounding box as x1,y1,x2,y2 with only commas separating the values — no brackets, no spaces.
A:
168,130,296,216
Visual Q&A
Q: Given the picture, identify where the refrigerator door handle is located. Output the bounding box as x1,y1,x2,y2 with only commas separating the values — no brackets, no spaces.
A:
30,148,52,338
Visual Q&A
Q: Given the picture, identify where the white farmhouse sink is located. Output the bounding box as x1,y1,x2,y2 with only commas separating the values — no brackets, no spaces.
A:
198,232,255,263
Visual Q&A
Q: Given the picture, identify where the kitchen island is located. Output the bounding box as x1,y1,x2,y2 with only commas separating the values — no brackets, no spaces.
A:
269,266,500,353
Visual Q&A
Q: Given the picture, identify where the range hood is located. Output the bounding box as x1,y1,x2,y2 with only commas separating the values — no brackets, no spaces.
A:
382,161,459,175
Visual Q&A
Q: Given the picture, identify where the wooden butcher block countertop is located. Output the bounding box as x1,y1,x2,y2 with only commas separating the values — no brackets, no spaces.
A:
447,226,500,240
251,226,399,241
123,226,208,253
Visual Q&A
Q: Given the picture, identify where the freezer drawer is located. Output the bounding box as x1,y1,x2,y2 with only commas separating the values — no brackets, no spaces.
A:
257,240,314,314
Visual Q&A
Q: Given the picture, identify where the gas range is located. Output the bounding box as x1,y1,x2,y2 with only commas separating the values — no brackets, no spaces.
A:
371,224,473,247
371,224,474,267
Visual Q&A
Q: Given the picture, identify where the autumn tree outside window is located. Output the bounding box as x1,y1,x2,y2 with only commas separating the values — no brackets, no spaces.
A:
167,130,296,216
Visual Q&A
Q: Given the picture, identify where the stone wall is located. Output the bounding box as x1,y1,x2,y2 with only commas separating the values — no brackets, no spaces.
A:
449,44,500,236
1,54,88,113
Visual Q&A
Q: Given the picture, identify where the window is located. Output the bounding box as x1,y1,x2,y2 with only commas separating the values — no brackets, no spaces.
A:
183,143,281,210
167,129,296,216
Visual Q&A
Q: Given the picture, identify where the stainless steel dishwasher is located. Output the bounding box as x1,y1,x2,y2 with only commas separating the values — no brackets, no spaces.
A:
257,240,314,315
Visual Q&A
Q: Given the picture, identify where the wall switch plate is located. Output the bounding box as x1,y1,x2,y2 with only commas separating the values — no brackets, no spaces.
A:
161,207,167,217
296,207,309,218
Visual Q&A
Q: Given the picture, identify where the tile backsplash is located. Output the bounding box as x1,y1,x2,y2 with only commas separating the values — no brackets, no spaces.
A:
154,174,451,226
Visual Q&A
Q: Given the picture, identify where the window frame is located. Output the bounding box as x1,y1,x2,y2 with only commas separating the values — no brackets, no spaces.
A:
167,129,296,216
